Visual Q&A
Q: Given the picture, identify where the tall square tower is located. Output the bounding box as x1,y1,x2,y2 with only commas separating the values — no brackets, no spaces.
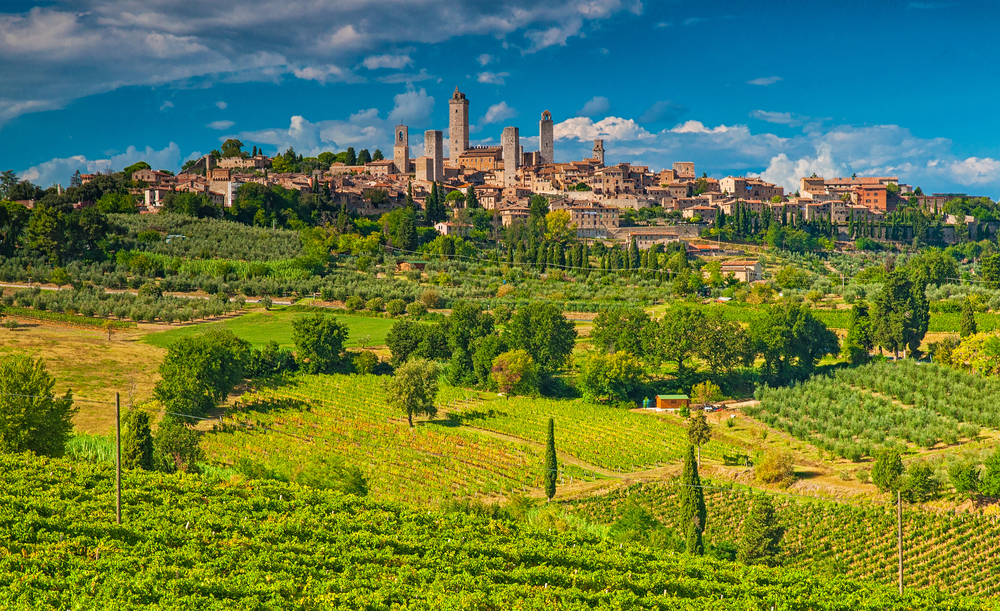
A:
425,130,444,182
449,87,469,164
501,126,520,188
592,139,605,166
393,125,409,174
539,110,554,164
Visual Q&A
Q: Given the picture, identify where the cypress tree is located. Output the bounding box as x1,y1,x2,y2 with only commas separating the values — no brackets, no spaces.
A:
544,418,557,501
406,181,415,210
679,445,706,555
466,185,479,209
737,494,783,566
121,409,154,470
961,297,978,338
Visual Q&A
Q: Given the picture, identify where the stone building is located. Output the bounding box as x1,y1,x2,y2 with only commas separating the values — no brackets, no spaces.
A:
449,87,469,163
592,139,605,165
457,147,503,172
539,110,554,164
501,126,520,188
425,130,444,182
393,125,410,174
719,176,784,200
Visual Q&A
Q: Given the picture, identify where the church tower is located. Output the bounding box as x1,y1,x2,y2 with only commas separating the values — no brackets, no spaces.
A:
393,125,409,174
539,110,554,165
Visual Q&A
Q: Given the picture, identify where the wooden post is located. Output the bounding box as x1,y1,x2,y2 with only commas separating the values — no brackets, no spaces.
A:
115,392,121,525
897,489,903,595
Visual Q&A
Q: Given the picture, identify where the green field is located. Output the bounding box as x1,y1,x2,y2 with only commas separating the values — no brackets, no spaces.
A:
1,452,977,610
564,481,1000,598
142,307,397,349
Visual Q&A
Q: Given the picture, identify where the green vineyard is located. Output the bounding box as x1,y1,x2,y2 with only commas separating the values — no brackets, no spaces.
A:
0,452,985,610
564,481,1000,598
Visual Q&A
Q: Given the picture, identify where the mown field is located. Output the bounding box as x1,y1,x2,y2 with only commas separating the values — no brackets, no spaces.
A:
563,481,1000,598
142,307,397,349
0,452,985,610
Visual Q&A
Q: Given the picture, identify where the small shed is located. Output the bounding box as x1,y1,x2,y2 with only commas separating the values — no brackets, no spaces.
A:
398,260,428,271
656,394,690,409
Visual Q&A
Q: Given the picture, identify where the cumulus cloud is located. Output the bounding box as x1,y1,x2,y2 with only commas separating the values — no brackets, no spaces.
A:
207,120,235,130
20,143,183,187
555,116,654,141
387,87,435,125
670,120,733,134
747,76,782,86
477,71,510,85
215,101,227,110
577,96,611,117
479,101,517,125
0,1,640,124
477,54,494,66
362,54,413,70
639,100,687,124
159,101,174,110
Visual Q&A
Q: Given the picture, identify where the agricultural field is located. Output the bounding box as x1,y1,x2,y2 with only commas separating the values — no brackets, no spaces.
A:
143,307,397,349
1,452,976,610
563,481,1000,598
749,361,1000,459
202,374,600,504
450,395,745,471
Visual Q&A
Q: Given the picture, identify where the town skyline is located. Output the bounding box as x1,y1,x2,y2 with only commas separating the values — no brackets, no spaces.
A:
3,1,1000,195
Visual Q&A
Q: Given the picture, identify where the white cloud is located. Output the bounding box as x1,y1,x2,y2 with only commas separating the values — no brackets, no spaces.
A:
362,54,413,70
749,110,802,125
477,53,494,66
479,101,517,125
670,120,732,134
0,1,640,124
555,116,654,141
207,120,235,130
159,101,174,110
215,101,227,109
387,87,435,125
683,17,706,26
577,96,610,117
747,76,782,86
654,21,671,27
477,71,510,85
20,143,182,187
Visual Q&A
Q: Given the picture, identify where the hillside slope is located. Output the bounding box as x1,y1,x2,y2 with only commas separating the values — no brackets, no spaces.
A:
0,453,989,610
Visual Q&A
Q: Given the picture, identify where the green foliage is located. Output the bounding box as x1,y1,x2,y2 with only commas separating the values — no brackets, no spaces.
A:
871,270,930,356
153,330,250,416
752,302,838,384
737,494,783,566
386,320,450,366
901,461,940,503
755,449,795,486
246,340,297,377
502,302,577,372
687,411,712,452
292,314,349,374
95,192,138,214
981,253,1000,290
656,306,705,374
842,302,874,365
578,351,645,403
961,298,978,338
490,349,540,396
544,417,557,501
949,461,981,497
774,266,811,290
385,358,440,427
161,192,220,218
680,445,706,555
871,448,904,493
0,353,75,457
905,249,957,287
351,350,379,375
121,409,154,470
589,307,652,357
153,414,203,473
979,449,1000,497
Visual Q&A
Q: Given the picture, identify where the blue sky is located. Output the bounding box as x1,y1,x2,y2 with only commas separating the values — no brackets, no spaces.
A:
2,0,1000,194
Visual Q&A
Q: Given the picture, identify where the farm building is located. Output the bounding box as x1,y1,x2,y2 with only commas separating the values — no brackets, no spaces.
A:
656,394,690,409
398,260,428,271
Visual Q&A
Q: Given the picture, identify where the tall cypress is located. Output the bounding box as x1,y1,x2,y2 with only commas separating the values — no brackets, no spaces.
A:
544,418,557,501
737,494,783,566
680,444,706,555
961,297,978,338
121,409,154,470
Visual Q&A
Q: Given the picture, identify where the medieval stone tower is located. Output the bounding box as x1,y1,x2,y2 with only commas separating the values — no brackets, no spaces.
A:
449,87,469,163
394,125,409,174
539,110,554,164
592,139,605,165
425,130,444,182
501,126,520,187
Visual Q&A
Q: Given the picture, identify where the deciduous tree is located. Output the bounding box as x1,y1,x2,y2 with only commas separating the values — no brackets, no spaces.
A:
0,353,75,457
292,314,349,374
385,358,440,427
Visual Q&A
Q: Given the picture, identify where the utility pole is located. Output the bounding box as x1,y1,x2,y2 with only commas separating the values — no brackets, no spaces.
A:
115,392,122,525
897,489,903,595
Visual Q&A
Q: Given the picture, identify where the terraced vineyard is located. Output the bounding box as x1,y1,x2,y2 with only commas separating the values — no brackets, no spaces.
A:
564,481,1000,598
204,374,598,504
0,452,984,610
749,360,1000,458
450,395,744,471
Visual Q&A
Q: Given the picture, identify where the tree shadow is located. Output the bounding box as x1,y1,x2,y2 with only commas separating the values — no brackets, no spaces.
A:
448,408,509,424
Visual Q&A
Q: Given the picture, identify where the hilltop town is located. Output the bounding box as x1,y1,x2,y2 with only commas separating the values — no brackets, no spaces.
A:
45,85,983,253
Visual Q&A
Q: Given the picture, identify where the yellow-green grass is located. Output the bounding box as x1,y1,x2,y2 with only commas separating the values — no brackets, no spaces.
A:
142,308,398,349
0,323,164,434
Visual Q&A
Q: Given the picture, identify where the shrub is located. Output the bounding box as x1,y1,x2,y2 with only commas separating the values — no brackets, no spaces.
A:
406,302,427,317
755,449,795,487
420,289,441,309
345,296,363,312
352,350,379,375
365,297,385,312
